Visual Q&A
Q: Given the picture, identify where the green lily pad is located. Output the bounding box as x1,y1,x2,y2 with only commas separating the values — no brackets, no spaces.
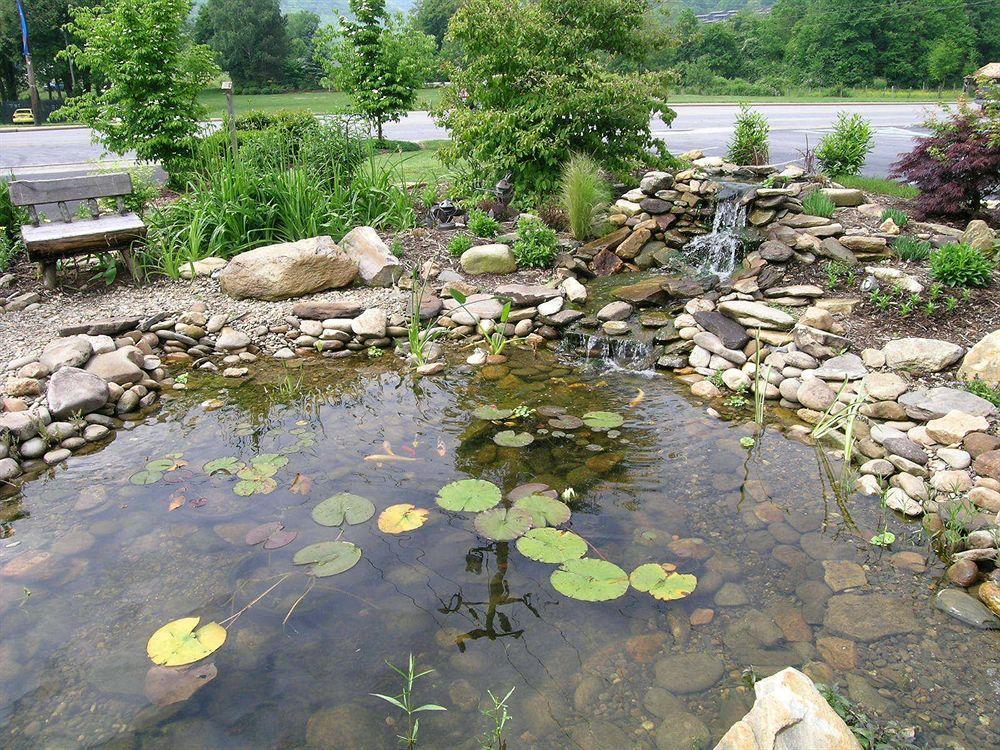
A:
234,477,278,496
293,541,362,577
238,464,278,480
436,479,502,512
474,507,534,541
629,564,698,601
493,430,534,448
473,406,514,421
513,494,571,527
129,469,163,486
582,411,624,430
312,493,376,527
252,453,289,469
516,528,588,563
203,457,243,475
550,558,629,602
145,459,177,472
548,415,584,430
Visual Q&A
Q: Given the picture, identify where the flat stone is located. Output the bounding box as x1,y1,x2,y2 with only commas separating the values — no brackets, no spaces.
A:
822,560,867,592
823,593,921,641
820,188,864,206
693,332,746,365
813,354,867,381
493,284,561,306
883,338,964,374
861,372,908,401
39,336,93,372
882,437,927,465
898,387,997,421
596,301,633,322
84,348,144,385
653,654,725,694
758,240,794,262
934,589,1000,629
973,449,1000,482
612,277,669,306
215,327,251,351
717,300,795,330
926,410,990,445
693,311,749,350
351,308,387,337
293,300,363,320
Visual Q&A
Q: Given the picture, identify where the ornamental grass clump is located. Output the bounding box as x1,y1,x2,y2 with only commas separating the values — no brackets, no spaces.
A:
560,153,611,241
929,242,994,287
802,190,836,219
727,105,770,166
893,236,931,261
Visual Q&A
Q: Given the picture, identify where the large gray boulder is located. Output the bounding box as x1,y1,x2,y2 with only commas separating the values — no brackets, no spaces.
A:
47,366,110,418
39,336,93,372
883,337,963,374
85,346,145,385
219,236,358,300
459,244,517,275
339,226,403,287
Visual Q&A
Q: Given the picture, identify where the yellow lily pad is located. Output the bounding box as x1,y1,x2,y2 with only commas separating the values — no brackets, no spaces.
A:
146,617,227,667
378,504,429,534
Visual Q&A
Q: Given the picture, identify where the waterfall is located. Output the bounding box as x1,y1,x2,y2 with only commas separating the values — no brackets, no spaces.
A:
560,331,656,374
682,186,751,278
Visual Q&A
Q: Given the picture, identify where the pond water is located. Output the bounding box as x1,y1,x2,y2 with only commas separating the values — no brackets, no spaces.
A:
2,350,998,750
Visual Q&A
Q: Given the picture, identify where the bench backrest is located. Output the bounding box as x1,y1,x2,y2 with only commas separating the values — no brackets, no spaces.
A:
8,172,134,226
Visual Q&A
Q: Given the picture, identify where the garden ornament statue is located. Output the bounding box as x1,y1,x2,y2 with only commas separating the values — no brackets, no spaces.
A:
495,175,515,211
430,199,461,229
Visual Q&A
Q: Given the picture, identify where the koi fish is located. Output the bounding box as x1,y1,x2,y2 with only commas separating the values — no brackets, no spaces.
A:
629,388,646,408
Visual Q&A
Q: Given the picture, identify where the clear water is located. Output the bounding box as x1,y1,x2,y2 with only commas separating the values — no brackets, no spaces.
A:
682,197,748,278
1,352,998,750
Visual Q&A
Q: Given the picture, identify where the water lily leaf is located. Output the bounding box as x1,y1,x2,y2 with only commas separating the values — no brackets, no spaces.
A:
629,564,698,601
474,507,534,541
146,617,227,667
436,479,502,512
550,558,629,602
203,457,243,475
144,663,217,707
263,529,297,549
239,463,278,480
473,406,514,421
548,415,584,430
378,504,430,534
129,469,163,486
513,494,571,527
146,459,177,472
252,453,289,469
516,528,588,563
312,493,376,526
582,411,624,430
493,430,534,448
245,522,283,546
293,541,362,577
233,477,278,497
289,473,313,495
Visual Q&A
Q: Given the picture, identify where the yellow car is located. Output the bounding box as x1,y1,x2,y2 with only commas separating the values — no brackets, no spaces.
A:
12,108,35,125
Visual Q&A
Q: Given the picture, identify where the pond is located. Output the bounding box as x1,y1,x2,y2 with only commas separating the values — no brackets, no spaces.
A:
1,349,998,750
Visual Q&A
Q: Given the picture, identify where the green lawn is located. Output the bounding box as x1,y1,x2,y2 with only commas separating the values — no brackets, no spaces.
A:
374,140,450,185
668,88,962,104
833,175,919,199
197,87,443,118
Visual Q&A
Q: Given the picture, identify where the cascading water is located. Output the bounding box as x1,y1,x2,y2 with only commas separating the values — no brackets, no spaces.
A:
682,184,753,278
560,330,657,374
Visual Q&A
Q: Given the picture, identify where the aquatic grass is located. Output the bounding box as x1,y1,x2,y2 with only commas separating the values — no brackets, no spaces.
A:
484,301,514,356
371,653,446,749
481,687,515,750
751,329,770,426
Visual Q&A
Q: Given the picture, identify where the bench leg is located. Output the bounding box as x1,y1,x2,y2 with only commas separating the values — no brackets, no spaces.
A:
121,248,139,282
38,261,58,290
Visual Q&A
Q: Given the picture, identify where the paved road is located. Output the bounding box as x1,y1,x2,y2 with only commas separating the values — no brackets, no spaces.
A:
1,103,943,180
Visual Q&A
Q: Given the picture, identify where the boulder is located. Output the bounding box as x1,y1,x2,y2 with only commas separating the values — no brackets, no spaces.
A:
459,244,517,275
898,387,997,421
758,240,794,262
46,367,109,418
446,294,503,326
883,338,964,374
561,277,587,303
612,277,669,306
220,236,358,300
974,449,1000,482
823,593,920,641
861,372,908,401
813,353,867,381
693,311,750,350
840,235,888,253
957,330,1000,386
820,188,864,207
84,347,144,385
494,284,561,306
926,410,990,445
339,226,403,287
718,301,795,330
215,327,251,351
715,668,861,750
961,219,997,253
815,238,858,265
39,336,93,372
640,171,674,194
351,308,387,338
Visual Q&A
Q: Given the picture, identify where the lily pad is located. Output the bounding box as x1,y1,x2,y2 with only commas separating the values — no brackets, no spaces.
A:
129,469,163,486
144,663,218,707
548,415,584,430
293,541,362,577
245,521,283,546
263,529,298,549
238,464,278,480
436,479,502,512
516,528,588,563
378,504,430,534
234,477,278,496
493,430,534,448
582,411,624,430
550,558,629,602
629,564,698,601
204,457,243,475
146,617,227,667
513,494,571,527
473,507,534,541
473,406,514,421
312,493,376,527
252,453,289,470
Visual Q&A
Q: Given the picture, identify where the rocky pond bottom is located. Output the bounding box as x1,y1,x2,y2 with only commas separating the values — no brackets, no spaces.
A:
1,350,998,750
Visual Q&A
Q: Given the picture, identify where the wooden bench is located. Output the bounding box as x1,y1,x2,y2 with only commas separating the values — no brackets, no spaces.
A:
8,172,148,289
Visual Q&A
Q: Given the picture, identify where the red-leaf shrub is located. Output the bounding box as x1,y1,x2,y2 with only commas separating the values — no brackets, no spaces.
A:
890,88,1000,221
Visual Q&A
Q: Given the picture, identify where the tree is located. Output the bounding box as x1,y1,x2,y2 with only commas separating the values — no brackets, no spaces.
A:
55,0,219,173
314,1,436,141
285,10,323,89
436,0,673,199
413,0,460,47
195,0,287,88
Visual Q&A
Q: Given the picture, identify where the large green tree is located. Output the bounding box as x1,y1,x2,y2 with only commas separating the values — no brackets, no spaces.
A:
314,0,436,140
436,0,673,198
285,10,323,88
412,0,460,47
55,0,218,171
195,0,287,88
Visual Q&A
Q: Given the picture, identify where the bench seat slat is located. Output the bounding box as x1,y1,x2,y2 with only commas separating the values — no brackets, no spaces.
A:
21,214,147,260
8,173,135,206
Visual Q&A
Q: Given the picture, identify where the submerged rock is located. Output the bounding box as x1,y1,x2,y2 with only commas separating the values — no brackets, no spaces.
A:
653,653,724,694
823,593,921,641
934,589,1000,629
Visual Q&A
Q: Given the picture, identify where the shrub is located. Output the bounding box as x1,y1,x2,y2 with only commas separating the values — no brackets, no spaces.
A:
929,242,993,287
435,0,673,200
466,208,501,239
0,234,21,272
447,234,474,257
890,83,1000,220
816,113,875,176
893,236,931,261
726,105,769,166
964,379,1000,408
880,207,908,228
512,215,558,268
802,191,836,218
560,153,611,241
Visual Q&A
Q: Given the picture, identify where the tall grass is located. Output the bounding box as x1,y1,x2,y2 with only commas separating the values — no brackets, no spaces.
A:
560,153,611,241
